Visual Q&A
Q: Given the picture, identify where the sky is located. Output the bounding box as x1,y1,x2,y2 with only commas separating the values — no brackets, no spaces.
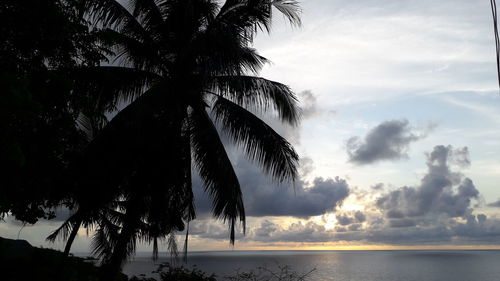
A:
2,0,500,253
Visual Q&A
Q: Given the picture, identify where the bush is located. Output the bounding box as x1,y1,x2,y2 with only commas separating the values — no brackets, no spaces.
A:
225,263,315,281
131,263,314,281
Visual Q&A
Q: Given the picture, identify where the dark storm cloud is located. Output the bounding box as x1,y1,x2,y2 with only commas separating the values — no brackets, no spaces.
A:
194,158,350,218
346,119,429,165
376,145,479,223
192,137,350,219
244,176,350,217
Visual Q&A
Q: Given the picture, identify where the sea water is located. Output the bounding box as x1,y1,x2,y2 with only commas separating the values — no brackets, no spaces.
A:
121,250,500,281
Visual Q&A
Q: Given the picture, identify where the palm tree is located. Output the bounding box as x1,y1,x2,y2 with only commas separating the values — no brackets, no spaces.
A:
50,0,301,278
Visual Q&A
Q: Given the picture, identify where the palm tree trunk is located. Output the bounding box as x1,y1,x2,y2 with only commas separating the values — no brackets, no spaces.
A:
63,218,82,257
55,218,83,281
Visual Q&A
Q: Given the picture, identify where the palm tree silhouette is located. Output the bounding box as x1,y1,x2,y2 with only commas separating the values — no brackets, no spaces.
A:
49,0,301,278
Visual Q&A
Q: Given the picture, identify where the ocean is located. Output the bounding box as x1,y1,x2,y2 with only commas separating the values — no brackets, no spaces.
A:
121,250,500,281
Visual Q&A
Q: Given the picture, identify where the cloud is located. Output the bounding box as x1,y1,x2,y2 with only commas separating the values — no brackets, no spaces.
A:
299,91,319,119
298,90,336,119
258,0,496,106
336,211,366,226
354,211,366,223
487,199,500,208
371,183,385,191
192,90,349,245
244,176,350,218
189,145,500,246
366,144,500,244
346,119,430,165
251,220,332,243
336,145,500,245
376,145,479,223
194,158,350,218
188,220,246,241
336,214,354,226
197,98,349,219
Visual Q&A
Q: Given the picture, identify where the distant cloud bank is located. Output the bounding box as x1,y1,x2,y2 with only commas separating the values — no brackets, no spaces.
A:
190,145,500,246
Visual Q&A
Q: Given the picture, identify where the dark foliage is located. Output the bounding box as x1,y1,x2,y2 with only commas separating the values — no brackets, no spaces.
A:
129,262,315,281
130,263,217,281
0,237,127,281
0,0,105,223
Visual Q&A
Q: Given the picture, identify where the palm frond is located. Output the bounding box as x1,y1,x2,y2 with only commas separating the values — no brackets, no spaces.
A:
91,213,121,259
196,28,269,75
216,0,300,38
76,113,95,142
210,75,300,125
130,0,165,33
212,96,298,182
85,0,148,39
167,232,179,262
97,29,163,73
216,0,272,34
46,214,78,242
189,105,245,243
70,65,161,112
271,0,302,27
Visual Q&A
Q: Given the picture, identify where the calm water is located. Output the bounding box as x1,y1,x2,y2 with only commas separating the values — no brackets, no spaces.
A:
122,250,500,281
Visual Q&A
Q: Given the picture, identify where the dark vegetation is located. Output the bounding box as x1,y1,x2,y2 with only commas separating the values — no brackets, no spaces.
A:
0,238,313,281
130,263,314,281
0,0,104,224
0,237,127,281
1,0,301,280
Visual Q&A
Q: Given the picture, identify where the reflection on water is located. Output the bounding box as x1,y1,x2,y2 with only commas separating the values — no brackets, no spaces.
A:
123,250,500,281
